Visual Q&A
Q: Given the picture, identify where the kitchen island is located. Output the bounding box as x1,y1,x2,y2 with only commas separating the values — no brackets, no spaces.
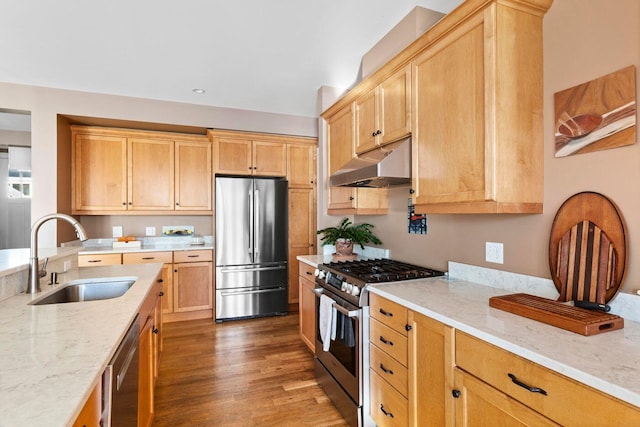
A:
0,261,163,426
367,273,640,421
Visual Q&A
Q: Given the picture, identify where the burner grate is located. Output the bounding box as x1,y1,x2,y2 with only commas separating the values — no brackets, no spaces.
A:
326,259,444,283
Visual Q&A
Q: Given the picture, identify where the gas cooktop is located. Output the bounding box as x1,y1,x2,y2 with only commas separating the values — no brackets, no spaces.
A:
322,258,445,283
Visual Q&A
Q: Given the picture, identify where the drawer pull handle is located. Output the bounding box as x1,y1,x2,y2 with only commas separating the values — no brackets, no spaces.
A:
379,308,393,317
187,255,200,258
88,260,102,263
142,257,155,260
508,373,548,396
379,336,393,346
380,404,394,418
306,271,313,275
379,363,394,375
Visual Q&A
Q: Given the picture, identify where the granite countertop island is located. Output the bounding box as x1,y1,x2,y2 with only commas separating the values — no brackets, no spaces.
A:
368,274,640,409
0,262,163,426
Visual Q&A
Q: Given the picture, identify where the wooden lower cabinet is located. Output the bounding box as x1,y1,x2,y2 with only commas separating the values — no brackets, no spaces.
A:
172,250,214,320
453,367,558,426
72,382,101,427
369,295,640,426
121,249,214,323
298,261,316,352
408,311,454,427
138,274,163,427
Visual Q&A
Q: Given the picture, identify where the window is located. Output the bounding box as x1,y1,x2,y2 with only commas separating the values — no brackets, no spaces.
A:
7,169,31,198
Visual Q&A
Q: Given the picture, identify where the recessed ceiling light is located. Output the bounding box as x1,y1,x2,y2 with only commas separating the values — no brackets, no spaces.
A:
192,88,206,94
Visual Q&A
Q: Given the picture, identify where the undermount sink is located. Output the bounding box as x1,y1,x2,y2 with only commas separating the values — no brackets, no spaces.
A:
29,277,136,305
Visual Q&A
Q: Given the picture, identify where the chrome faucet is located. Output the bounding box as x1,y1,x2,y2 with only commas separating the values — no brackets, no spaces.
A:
27,213,89,294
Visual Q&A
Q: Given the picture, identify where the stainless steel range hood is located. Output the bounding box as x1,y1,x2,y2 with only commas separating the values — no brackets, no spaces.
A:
329,137,411,188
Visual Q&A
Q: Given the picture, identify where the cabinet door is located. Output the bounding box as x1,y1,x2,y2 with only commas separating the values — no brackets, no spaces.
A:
72,382,101,427
412,15,487,206
139,315,155,427
408,311,455,427
214,137,252,174
175,140,212,211
72,133,128,212
287,144,316,188
128,138,174,211
326,105,357,211
173,261,213,312
288,188,316,304
453,368,559,427
354,88,378,154
253,140,287,176
379,64,411,145
298,269,316,352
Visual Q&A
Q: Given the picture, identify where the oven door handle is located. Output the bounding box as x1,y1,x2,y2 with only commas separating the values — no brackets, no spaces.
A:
313,288,360,318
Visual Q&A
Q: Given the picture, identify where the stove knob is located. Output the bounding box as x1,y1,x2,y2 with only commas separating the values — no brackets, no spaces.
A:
341,281,349,292
317,270,325,279
351,286,360,296
314,269,320,277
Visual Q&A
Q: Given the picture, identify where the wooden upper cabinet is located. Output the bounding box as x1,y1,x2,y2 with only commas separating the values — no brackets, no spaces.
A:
355,64,411,155
175,140,212,211
287,143,316,188
213,136,286,177
325,104,389,215
71,126,212,215
73,133,128,212
412,3,544,214
128,138,174,211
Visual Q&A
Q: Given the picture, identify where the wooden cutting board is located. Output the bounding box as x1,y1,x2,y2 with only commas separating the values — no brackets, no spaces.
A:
490,293,624,336
549,192,628,304
555,220,616,304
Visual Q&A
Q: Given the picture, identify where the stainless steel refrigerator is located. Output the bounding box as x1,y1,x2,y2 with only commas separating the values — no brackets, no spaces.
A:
215,176,288,321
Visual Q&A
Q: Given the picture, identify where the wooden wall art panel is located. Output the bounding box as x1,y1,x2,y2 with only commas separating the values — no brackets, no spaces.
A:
554,65,636,157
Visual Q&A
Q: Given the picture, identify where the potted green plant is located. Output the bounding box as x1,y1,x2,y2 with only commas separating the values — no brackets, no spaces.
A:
316,217,382,257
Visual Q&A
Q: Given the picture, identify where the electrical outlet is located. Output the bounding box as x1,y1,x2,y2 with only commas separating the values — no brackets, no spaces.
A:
63,260,71,272
145,227,156,236
112,226,123,238
485,242,504,264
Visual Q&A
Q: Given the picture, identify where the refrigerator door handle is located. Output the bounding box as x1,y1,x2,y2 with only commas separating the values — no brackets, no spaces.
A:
218,265,287,273
248,189,254,263
254,189,260,260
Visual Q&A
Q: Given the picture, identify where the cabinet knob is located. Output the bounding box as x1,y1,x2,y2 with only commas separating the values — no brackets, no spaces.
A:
176,202,179,206
152,327,159,334
128,202,132,205
405,324,412,332
452,389,461,398
159,291,165,296
349,196,354,201
122,202,126,206
371,131,377,137
409,188,415,194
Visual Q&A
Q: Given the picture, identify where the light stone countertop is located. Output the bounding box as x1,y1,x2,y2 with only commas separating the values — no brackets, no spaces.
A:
368,277,640,409
0,262,163,427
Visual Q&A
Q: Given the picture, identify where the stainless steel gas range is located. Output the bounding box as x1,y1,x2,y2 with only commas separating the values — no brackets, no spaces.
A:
313,259,445,427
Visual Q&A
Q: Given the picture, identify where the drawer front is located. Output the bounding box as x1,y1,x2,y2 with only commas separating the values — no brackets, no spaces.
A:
370,294,408,336
122,251,172,264
298,262,316,280
174,249,213,263
370,344,408,398
456,331,640,426
370,369,408,427
78,253,122,267
370,318,407,366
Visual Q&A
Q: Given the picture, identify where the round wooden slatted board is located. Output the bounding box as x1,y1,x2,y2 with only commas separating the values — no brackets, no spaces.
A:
549,192,628,303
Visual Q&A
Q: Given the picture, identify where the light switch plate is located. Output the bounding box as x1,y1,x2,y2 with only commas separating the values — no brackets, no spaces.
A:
486,242,504,264
112,226,123,238
145,227,156,236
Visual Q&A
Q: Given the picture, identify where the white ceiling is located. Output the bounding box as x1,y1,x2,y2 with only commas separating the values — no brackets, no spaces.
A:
0,0,462,119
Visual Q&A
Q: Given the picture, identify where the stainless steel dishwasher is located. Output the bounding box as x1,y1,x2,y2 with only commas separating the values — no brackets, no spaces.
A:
102,315,140,426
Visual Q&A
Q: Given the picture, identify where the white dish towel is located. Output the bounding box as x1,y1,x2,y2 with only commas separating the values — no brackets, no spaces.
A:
319,294,337,351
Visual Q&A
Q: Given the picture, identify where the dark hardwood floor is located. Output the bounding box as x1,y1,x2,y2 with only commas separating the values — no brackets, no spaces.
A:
153,313,348,427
